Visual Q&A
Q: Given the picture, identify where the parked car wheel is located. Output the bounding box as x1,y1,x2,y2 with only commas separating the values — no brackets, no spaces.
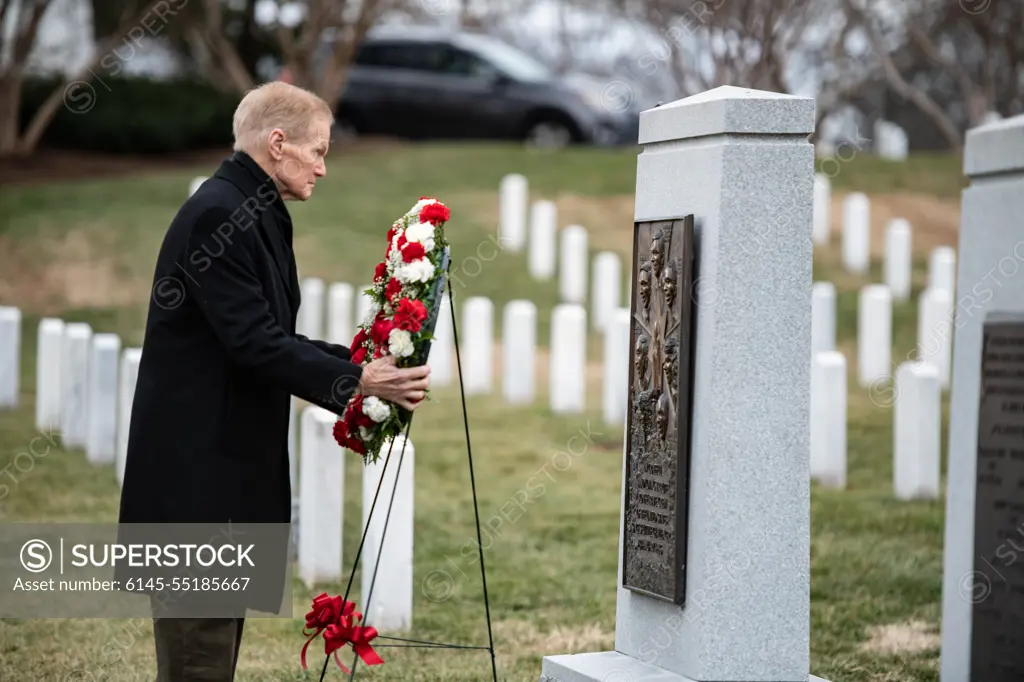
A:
523,119,575,149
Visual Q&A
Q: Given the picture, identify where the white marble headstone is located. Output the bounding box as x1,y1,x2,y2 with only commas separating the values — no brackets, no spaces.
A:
928,246,956,297
86,333,120,465
917,287,954,389
811,282,836,356
0,306,21,409
842,192,870,274
327,282,354,347
499,173,528,252
603,307,631,426
810,351,847,489
297,277,325,339
188,176,207,197
857,284,892,387
894,361,940,500
884,218,912,302
591,251,622,332
461,296,493,395
61,323,93,449
559,225,589,304
426,292,454,387
502,300,536,404
528,200,557,280
116,347,142,486
36,318,64,430
298,406,344,588
362,434,415,631
549,304,586,414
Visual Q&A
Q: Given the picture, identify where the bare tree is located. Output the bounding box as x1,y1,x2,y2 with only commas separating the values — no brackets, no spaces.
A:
841,0,1024,153
609,0,834,97
271,0,396,109
0,0,53,157
180,0,258,95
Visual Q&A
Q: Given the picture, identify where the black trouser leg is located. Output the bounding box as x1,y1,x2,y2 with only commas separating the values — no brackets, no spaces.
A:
152,616,245,681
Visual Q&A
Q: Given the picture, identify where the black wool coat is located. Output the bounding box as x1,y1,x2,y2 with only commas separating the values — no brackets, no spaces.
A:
118,151,362,525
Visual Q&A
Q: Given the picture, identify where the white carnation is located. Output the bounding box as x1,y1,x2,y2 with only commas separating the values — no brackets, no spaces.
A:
404,220,435,252
388,328,415,357
359,426,373,441
362,299,380,326
362,395,391,423
395,257,436,284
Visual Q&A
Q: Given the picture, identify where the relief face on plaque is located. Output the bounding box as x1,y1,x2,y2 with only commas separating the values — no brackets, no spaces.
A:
622,217,695,605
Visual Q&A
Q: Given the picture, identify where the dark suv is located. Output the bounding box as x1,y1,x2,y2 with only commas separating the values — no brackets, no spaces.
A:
332,26,640,147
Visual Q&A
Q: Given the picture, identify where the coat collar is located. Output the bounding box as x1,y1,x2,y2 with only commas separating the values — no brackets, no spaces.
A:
212,151,301,313
213,151,292,236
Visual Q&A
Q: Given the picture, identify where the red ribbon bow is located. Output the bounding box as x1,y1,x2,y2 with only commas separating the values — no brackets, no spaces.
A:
300,593,384,673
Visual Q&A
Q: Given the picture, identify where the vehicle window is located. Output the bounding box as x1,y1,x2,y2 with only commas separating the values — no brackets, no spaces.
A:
437,47,498,78
353,41,447,71
455,35,552,81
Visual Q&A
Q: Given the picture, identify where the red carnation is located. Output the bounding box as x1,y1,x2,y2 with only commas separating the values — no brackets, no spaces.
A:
370,317,395,347
344,433,367,455
401,241,425,263
351,327,368,350
346,397,375,430
393,298,428,332
385,277,403,302
374,261,388,282
351,346,367,365
420,202,450,226
332,419,350,447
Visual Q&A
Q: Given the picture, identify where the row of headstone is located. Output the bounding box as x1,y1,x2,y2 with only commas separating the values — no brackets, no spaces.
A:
810,347,941,499
811,279,945,498
812,277,954,392
296,280,632,425
295,279,456,389
462,296,631,423
27,315,143,481
295,404,414,631
500,174,627,327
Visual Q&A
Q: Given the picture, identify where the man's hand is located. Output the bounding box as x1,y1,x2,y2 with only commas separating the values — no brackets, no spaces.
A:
358,355,431,411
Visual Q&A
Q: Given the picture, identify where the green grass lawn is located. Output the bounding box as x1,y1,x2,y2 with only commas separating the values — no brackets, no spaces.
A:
0,143,965,681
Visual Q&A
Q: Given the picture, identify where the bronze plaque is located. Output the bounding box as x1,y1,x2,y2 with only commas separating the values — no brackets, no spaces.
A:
621,217,695,604
970,312,1024,681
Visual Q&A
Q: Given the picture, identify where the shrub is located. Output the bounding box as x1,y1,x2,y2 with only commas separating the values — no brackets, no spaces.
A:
19,76,240,154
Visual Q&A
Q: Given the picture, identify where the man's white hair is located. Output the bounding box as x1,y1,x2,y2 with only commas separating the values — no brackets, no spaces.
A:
232,81,334,153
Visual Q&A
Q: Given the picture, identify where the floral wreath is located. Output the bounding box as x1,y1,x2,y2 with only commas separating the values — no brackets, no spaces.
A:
332,196,451,462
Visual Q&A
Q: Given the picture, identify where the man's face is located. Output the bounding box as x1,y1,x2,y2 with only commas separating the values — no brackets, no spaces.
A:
273,116,330,201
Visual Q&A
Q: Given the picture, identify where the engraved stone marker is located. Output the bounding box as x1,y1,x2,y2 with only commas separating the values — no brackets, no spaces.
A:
967,313,1024,681
541,85,826,682
940,112,1024,682
622,217,694,604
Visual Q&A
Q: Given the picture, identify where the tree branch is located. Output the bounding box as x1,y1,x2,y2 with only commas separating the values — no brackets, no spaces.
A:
842,0,963,153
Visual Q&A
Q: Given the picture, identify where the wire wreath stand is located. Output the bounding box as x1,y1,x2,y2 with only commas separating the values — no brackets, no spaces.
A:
315,259,499,681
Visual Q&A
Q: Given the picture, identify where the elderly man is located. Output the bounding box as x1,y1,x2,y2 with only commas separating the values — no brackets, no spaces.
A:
118,81,429,681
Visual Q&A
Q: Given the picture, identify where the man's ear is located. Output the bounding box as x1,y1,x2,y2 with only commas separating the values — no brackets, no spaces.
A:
267,128,287,160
